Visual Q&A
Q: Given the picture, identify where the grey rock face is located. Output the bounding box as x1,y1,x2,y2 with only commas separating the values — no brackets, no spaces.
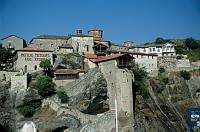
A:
0,82,14,132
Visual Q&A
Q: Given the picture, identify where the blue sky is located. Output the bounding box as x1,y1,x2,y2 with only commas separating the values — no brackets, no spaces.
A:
0,0,200,45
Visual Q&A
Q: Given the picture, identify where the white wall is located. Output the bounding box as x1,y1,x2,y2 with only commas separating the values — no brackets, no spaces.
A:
14,51,53,73
132,54,158,76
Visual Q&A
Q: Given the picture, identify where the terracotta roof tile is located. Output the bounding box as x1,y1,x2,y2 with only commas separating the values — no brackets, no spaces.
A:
83,53,98,59
84,53,134,63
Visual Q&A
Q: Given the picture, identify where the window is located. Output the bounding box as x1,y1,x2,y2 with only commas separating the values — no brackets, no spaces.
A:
34,65,37,70
157,48,160,52
86,45,89,52
51,44,53,47
24,65,27,73
153,48,155,52
143,49,146,52
141,55,143,58
149,48,152,52
8,42,12,48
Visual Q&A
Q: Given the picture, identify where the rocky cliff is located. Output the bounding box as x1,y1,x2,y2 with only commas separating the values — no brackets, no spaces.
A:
133,76,200,131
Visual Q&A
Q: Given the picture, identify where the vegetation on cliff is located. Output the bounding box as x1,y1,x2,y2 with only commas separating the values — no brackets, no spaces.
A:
129,62,150,100
35,76,56,98
0,46,12,70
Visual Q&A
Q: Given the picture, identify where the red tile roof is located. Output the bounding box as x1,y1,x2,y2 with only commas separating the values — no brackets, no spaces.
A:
83,53,98,59
84,53,134,63
16,44,53,52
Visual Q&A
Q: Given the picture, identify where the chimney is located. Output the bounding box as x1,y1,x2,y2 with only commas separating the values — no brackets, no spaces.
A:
76,29,83,35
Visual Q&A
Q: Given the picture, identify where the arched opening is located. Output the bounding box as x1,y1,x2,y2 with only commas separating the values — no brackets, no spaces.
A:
24,65,27,73
34,65,37,70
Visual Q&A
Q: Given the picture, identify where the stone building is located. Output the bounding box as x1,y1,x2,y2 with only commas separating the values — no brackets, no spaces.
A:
13,44,53,73
130,42,176,57
58,43,74,55
131,52,158,76
30,35,69,54
84,54,135,115
108,50,158,76
1,35,27,53
67,30,94,54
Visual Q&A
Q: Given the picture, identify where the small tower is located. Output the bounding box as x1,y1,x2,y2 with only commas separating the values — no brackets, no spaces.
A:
123,40,134,48
88,28,103,38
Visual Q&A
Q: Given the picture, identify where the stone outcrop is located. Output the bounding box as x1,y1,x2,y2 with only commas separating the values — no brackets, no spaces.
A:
0,82,14,132
133,76,200,132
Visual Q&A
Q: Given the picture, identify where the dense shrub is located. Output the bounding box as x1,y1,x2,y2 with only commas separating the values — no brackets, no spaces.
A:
17,99,41,117
159,67,165,74
57,91,69,103
35,76,56,98
180,71,191,80
162,77,169,84
129,62,150,100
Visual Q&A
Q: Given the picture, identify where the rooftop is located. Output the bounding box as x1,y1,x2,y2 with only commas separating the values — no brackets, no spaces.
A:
54,69,82,75
84,53,134,63
16,44,53,52
32,35,69,40
1,35,25,40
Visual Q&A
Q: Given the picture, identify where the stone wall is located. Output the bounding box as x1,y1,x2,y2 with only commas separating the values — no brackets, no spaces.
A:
31,38,68,54
11,74,27,90
132,54,158,76
69,37,94,53
0,71,21,82
176,59,191,68
157,56,177,69
14,51,53,73
99,60,134,115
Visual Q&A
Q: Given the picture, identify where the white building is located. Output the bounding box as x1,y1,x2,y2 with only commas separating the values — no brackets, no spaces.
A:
130,43,176,57
13,44,53,73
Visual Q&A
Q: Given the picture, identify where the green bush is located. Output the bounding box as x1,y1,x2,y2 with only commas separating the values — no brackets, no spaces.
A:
35,76,56,98
159,67,165,74
129,62,149,100
57,91,69,103
162,77,169,84
17,99,41,118
180,71,191,80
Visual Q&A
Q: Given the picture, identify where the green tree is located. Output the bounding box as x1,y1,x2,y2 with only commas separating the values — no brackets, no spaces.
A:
57,91,69,103
180,71,191,80
159,67,165,74
0,47,12,69
155,37,165,44
129,62,150,100
39,59,52,70
35,76,56,98
39,59,53,76
17,99,41,118
185,38,199,49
